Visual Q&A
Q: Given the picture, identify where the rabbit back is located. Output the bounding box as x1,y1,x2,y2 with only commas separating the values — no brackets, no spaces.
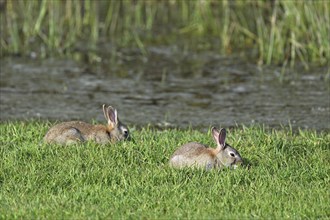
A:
169,142,217,169
44,105,129,145
169,127,243,170
44,121,110,144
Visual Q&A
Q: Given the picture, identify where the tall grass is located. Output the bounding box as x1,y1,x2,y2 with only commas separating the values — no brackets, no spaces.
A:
0,121,329,218
1,0,329,67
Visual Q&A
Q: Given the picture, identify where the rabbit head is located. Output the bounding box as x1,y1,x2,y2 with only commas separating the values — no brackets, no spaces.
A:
103,104,130,141
211,127,243,169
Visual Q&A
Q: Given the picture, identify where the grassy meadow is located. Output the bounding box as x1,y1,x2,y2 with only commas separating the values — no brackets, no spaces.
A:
1,0,329,67
0,121,329,219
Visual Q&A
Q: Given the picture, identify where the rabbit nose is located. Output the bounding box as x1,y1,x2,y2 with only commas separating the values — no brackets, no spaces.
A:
236,157,243,165
123,130,129,139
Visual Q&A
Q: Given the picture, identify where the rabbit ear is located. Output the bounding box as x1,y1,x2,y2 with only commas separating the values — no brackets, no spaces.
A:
218,128,226,147
211,127,220,143
214,128,226,152
107,106,118,126
102,104,109,121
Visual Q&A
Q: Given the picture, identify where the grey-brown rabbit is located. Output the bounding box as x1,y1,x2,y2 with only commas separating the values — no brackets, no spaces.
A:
169,127,242,170
44,105,129,145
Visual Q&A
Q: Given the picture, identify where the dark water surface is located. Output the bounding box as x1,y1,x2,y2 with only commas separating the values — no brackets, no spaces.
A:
0,48,329,131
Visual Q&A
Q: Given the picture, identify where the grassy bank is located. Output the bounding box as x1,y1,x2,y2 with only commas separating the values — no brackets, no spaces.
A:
0,121,329,219
1,0,329,67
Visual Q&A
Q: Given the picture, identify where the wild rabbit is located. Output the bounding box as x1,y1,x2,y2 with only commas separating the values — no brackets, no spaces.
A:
44,104,129,145
169,127,242,170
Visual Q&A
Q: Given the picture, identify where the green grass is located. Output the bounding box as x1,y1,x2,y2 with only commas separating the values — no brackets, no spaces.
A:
0,121,329,219
1,0,329,67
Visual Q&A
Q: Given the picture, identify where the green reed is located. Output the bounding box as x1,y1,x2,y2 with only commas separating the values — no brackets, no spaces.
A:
0,0,329,67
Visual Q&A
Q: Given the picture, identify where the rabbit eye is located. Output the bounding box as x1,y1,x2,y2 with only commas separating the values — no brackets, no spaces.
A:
230,152,235,157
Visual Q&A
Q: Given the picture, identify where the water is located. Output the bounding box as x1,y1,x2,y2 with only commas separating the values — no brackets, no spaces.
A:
0,47,329,131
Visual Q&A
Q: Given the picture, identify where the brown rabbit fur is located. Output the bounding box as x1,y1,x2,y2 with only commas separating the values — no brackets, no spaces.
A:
169,127,243,170
44,105,129,145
